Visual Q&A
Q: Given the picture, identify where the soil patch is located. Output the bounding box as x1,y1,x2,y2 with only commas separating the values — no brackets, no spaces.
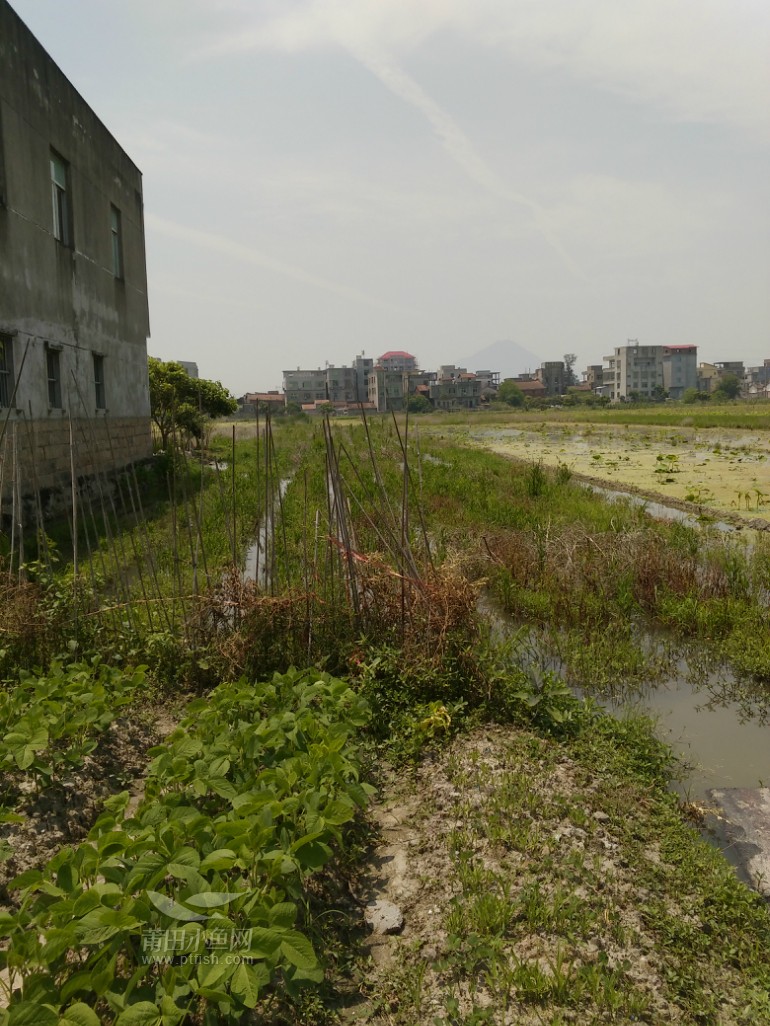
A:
350,725,770,1024
0,705,176,903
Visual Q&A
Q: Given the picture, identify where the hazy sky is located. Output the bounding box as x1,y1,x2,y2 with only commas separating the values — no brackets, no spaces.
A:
11,0,770,393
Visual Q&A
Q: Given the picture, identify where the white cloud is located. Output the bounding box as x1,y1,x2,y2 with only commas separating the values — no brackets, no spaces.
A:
196,0,770,138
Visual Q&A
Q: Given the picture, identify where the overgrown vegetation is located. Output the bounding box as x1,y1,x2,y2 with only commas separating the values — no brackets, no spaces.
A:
0,409,769,1023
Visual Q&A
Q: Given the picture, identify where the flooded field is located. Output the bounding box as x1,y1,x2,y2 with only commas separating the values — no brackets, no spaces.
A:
469,422,770,525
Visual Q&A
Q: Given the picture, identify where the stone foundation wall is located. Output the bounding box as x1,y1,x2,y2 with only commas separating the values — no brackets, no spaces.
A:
0,414,152,515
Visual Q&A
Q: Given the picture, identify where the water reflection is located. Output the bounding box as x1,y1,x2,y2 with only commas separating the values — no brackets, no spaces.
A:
480,595,770,804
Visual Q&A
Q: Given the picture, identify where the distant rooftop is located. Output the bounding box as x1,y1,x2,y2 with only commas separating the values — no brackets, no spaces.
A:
379,350,415,360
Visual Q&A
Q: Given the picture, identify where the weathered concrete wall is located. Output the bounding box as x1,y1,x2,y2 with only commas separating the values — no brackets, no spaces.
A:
0,0,151,506
0,414,152,513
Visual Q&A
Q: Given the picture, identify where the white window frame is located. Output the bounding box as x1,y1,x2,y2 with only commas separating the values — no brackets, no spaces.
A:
50,151,71,246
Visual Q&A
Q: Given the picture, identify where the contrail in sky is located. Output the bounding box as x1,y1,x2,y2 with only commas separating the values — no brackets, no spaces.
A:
353,45,585,280
146,213,410,313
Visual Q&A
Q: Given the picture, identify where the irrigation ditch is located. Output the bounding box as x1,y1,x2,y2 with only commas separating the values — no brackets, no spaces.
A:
0,410,770,1023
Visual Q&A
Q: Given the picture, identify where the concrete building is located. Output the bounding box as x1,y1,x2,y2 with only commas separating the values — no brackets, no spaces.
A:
177,361,199,379
367,367,409,412
512,378,547,400
583,365,604,390
662,345,697,400
236,391,286,416
697,363,721,394
602,343,665,401
0,1,151,509
429,367,481,410
746,361,770,394
536,361,567,397
282,352,373,406
377,350,417,373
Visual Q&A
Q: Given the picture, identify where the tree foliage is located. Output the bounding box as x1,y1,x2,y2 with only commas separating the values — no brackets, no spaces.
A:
406,394,433,413
563,353,577,388
712,373,741,401
148,358,237,450
682,388,711,404
497,380,525,407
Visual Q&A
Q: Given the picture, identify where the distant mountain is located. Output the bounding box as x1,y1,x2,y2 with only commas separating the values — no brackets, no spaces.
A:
456,339,543,379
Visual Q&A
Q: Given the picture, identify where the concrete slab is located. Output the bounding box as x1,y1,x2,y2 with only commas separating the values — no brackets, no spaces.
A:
708,787,770,898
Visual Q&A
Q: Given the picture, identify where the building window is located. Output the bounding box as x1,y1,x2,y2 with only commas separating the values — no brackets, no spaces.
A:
0,333,14,407
50,151,71,246
46,346,62,408
110,205,123,278
93,353,106,409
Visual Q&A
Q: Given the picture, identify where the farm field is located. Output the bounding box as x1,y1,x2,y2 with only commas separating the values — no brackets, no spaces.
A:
463,420,770,524
1,413,770,1024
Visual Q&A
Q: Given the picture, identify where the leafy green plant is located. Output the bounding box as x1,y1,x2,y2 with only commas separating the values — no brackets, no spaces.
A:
0,668,372,1024
0,659,147,790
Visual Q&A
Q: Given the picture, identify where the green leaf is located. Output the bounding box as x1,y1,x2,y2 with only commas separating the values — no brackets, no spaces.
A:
199,849,238,872
8,1005,58,1026
58,1004,102,1026
230,962,269,1009
292,839,331,870
115,1004,162,1026
74,908,143,945
267,902,297,928
280,931,318,970
9,869,43,891
168,848,200,869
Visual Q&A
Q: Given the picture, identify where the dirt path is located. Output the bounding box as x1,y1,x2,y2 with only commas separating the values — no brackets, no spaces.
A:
351,726,769,1025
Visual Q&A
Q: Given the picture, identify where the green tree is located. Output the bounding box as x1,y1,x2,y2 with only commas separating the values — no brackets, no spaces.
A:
497,379,525,407
406,394,433,413
682,388,710,404
563,353,577,388
148,358,237,450
712,373,741,401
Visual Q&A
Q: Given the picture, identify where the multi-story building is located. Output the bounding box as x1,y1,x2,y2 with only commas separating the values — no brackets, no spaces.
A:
602,343,665,401
377,350,417,373
536,361,567,397
583,365,605,390
0,0,152,511
282,368,329,406
429,366,481,411
662,345,697,400
282,352,374,406
746,361,770,394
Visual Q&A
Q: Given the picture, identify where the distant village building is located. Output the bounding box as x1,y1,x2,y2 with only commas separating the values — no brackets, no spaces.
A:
600,342,697,402
429,366,482,411
511,378,547,400
282,353,372,406
177,361,199,379
662,345,697,400
583,365,604,390
367,352,430,413
746,360,770,395
536,361,567,397
236,391,286,416
0,0,151,511
377,350,417,373
697,363,720,394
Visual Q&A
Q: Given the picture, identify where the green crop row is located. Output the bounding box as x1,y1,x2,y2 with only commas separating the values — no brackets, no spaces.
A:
0,667,372,1025
0,659,147,791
